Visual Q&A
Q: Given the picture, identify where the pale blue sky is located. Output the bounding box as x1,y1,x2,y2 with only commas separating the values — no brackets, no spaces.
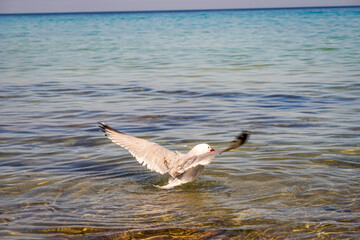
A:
0,0,359,14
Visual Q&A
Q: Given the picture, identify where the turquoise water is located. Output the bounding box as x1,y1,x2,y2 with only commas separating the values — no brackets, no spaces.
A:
1,7,360,239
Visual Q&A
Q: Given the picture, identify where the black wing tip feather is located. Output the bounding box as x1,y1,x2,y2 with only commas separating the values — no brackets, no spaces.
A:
98,122,108,133
98,122,124,135
236,131,250,145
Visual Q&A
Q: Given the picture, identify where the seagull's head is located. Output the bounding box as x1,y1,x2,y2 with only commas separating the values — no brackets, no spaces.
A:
192,143,215,155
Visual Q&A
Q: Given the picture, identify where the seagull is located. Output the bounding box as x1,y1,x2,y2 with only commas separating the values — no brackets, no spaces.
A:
98,122,249,189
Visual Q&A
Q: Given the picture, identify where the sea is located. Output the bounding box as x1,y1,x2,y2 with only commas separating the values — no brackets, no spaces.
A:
0,7,359,239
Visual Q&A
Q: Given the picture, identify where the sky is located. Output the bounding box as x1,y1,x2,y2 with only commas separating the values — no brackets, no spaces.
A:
0,0,359,14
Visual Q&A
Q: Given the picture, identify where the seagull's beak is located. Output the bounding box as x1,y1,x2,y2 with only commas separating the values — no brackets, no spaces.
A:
210,148,215,152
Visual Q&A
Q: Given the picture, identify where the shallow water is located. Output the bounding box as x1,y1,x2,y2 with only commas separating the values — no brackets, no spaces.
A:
1,7,360,239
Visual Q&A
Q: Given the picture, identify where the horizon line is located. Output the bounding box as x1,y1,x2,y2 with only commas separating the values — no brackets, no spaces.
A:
1,5,359,16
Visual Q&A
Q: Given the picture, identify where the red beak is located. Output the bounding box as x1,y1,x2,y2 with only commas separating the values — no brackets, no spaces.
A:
210,148,215,152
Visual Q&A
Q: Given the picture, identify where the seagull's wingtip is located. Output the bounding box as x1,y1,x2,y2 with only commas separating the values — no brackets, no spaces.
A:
98,122,107,132
98,121,106,126
240,130,250,137
235,131,250,145
98,122,124,135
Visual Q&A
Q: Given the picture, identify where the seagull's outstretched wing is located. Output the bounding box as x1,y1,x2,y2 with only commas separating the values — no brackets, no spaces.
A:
99,122,179,174
172,131,250,177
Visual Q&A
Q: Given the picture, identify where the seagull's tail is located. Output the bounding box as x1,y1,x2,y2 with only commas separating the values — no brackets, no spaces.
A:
155,178,187,189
